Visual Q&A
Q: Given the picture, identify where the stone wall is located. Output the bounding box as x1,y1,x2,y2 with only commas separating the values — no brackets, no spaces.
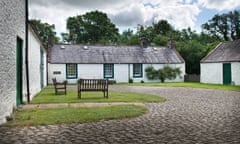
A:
0,0,26,124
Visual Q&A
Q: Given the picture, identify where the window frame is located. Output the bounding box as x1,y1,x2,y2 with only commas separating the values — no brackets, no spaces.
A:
133,64,143,78
103,64,114,78
66,64,78,79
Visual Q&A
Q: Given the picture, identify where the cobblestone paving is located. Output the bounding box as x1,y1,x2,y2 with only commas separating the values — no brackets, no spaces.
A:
0,86,240,144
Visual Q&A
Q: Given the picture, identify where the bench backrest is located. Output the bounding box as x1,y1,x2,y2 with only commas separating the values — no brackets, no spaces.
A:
52,78,57,85
78,79,108,90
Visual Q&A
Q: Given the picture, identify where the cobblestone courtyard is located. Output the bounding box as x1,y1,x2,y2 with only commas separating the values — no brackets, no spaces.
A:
0,86,240,144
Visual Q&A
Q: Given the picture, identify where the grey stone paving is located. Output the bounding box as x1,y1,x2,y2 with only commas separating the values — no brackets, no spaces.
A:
0,86,240,144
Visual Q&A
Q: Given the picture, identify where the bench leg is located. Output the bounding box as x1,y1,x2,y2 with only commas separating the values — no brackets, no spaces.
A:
78,91,81,99
103,91,105,98
103,90,108,99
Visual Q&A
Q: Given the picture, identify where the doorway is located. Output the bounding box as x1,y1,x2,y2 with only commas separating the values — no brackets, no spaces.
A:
223,63,232,85
16,37,23,107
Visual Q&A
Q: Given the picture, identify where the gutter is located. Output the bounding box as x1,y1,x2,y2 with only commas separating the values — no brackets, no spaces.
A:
25,0,30,103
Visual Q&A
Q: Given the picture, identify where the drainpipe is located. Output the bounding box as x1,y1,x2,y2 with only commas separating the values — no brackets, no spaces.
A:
25,0,30,103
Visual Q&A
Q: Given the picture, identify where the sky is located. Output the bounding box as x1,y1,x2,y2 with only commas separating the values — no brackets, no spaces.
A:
29,0,240,37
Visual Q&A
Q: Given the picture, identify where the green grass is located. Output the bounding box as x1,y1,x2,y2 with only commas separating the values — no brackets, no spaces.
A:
31,89,166,104
117,82,240,91
5,105,147,126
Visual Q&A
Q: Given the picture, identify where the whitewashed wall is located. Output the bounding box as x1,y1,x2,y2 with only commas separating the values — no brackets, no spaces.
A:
0,0,26,124
48,63,185,84
28,27,47,100
114,64,129,83
231,62,240,85
48,64,66,83
201,62,240,85
201,63,223,84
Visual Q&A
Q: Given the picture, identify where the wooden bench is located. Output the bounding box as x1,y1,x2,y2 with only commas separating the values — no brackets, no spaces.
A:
78,79,108,99
52,78,67,95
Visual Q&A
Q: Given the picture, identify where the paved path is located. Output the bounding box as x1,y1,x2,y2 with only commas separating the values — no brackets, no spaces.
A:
0,86,240,144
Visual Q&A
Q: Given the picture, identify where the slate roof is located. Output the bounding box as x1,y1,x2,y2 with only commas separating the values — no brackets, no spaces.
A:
201,39,240,63
49,44,185,64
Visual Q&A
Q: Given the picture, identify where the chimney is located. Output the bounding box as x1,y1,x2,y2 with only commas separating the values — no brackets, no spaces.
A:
140,37,148,48
48,34,54,62
167,38,175,49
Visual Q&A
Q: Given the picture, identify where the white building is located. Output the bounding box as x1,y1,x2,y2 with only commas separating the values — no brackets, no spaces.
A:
0,0,47,124
28,24,47,99
0,0,26,124
48,38,185,84
201,40,240,85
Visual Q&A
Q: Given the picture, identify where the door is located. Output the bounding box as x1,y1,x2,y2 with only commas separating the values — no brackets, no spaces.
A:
16,37,23,107
223,63,232,85
40,48,44,89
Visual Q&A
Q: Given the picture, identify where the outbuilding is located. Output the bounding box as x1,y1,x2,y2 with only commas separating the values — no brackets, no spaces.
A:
201,40,240,85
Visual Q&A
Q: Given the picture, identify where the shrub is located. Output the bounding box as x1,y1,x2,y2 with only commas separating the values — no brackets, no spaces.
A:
129,78,133,83
145,66,182,83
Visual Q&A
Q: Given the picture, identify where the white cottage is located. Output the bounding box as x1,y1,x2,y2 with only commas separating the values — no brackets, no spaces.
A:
201,40,240,85
48,37,185,84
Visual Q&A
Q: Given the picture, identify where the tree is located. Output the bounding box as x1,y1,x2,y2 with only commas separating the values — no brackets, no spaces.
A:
202,10,240,41
153,20,174,36
145,66,182,82
30,19,59,48
66,10,119,44
119,29,139,45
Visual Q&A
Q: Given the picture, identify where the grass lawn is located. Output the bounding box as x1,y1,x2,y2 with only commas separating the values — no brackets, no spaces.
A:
6,105,147,126
31,89,166,104
117,82,240,91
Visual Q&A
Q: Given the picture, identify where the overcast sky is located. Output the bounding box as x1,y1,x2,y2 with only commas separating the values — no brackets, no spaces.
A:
29,0,240,37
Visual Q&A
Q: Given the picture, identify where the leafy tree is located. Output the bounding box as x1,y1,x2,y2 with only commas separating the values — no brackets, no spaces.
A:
202,10,240,41
153,20,174,36
119,29,139,45
66,10,119,44
176,40,205,74
30,19,59,48
145,66,182,83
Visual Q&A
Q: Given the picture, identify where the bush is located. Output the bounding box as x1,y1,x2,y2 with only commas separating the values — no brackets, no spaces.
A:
129,78,133,83
145,66,182,82
140,80,144,83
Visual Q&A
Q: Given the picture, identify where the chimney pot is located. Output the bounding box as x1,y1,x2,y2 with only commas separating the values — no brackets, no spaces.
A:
47,34,54,62
140,37,148,48
167,38,175,49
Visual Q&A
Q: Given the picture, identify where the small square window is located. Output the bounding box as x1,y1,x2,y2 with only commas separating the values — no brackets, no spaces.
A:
66,64,77,79
104,64,114,78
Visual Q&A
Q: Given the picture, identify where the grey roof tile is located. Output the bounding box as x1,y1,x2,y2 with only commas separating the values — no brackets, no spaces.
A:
201,39,240,63
49,44,184,64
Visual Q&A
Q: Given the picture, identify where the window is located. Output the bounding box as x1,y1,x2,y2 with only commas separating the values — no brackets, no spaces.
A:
66,64,77,79
133,64,142,78
104,64,114,78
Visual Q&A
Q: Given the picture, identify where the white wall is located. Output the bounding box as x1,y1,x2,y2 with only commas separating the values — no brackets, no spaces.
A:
114,64,129,83
48,63,185,84
201,62,240,85
0,0,26,124
48,64,66,84
201,63,223,84
78,64,103,79
28,27,47,100
136,63,185,83
232,62,240,85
